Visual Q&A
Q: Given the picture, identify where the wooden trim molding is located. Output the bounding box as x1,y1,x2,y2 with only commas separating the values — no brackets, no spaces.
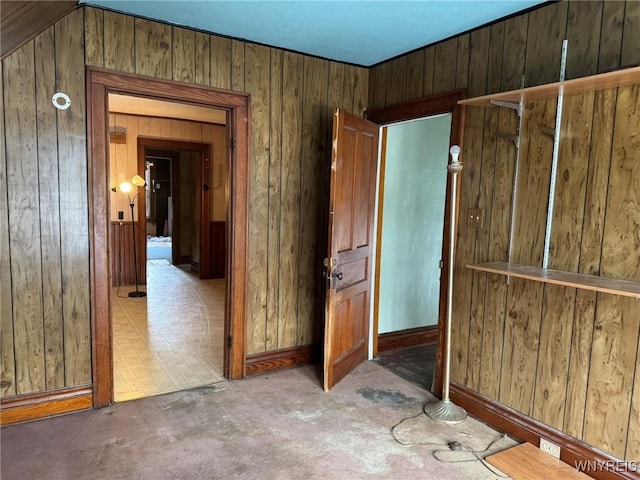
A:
87,67,249,409
450,383,637,480
0,386,92,426
245,344,321,377
377,325,438,353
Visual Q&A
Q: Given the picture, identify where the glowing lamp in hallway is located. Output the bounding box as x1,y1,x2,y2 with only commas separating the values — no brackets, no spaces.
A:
113,175,147,298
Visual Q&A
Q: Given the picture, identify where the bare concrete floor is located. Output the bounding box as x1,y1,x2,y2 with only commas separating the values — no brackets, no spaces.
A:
1,362,516,480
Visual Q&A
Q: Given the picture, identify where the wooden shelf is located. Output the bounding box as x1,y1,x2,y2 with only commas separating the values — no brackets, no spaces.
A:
466,262,640,298
459,66,640,107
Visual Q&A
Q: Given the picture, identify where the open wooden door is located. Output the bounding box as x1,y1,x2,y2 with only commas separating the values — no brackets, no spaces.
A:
323,109,379,391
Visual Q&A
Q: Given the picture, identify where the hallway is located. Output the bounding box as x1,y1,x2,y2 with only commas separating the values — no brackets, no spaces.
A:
112,262,225,402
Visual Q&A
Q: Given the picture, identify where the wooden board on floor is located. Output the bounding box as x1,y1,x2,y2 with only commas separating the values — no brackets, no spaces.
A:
487,442,590,480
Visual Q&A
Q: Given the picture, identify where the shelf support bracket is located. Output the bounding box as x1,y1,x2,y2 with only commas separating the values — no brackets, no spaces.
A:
490,100,522,117
543,39,568,269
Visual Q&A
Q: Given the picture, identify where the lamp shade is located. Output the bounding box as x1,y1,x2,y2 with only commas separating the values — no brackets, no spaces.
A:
131,175,146,187
120,181,132,193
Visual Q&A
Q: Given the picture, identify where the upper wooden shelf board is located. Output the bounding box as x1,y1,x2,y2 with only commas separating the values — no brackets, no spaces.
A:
459,66,640,108
466,262,640,299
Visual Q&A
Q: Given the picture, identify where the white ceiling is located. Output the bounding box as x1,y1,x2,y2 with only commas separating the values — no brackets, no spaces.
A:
81,0,547,66
109,94,227,124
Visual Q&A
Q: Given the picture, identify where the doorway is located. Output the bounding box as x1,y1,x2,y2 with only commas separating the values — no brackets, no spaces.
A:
87,68,249,408
365,91,466,397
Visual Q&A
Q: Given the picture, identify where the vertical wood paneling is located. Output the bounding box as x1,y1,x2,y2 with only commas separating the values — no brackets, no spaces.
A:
455,34,469,90
278,52,303,349
367,0,639,462
55,9,91,386
298,56,328,346
172,27,195,83
432,39,457,94
4,42,46,394
353,67,368,117
451,27,489,385
565,1,602,80
422,46,435,97
231,40,245,92
523,2,568,87
0,58,17,397
195,32,210,86
621,0,640,67
266,48,282,351
245,44,271,353
84,7,104,67
103,11,134,73
385,56,406,105
134,18,171,79
467,22,504,392
597,1,625,73
584,84,640,458
479,13,527,399
404,50,424,100
210,36,231,90
34,27,65,390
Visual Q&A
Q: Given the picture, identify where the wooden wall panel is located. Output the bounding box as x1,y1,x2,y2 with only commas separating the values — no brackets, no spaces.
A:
0,55,16,397
450,27,489,385
55,9,91,386
368,0,640,462
245,43,271,353
172,28,195,83
210,36,231,90
620,0,640,68
135,19,172,79
278,52,303,350
266,49,283,352
467,22,504,392
297,57,329,347
4,42,46,395
103,11,134,73
523,1,568,87
35,27,65,390
84,7,104,68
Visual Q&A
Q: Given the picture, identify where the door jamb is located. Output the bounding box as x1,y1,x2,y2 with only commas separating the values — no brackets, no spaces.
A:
365,89,467,399
87,67,249,408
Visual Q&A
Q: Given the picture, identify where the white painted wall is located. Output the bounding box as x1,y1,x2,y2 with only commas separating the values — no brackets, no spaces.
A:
377,113,452,333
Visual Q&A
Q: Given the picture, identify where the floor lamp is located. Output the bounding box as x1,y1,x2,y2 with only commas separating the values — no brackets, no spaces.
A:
113,175,147,298
423,145,467,424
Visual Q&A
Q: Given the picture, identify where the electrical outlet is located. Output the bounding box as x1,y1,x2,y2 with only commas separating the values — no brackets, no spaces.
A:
540,438,561,459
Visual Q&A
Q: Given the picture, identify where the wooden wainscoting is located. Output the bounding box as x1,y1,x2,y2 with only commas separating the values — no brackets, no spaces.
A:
450,383,636,480
110,221,144,286
210,221,225,279
0,386,92,426
377,325,438,353
245,344,321,376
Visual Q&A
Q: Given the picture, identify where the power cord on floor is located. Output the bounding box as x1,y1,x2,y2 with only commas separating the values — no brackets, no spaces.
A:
390,407,512,478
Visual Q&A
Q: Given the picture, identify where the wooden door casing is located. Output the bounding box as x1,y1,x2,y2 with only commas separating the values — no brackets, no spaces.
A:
323,110,379,391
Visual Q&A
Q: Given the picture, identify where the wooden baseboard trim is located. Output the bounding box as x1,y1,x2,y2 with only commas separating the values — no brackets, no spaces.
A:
246,344,320,376
0,386,92,426
378,325,438,352
450,383,636,480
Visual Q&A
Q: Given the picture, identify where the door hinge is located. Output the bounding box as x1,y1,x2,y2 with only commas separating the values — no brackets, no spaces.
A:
227,335,232,349
230,137,236,151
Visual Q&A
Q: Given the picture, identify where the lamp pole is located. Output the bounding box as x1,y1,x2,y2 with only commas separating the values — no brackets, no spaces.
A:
128,197,145,298
118,176,147,298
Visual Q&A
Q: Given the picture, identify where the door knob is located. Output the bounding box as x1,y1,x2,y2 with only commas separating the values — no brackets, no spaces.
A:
332,272,343,281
